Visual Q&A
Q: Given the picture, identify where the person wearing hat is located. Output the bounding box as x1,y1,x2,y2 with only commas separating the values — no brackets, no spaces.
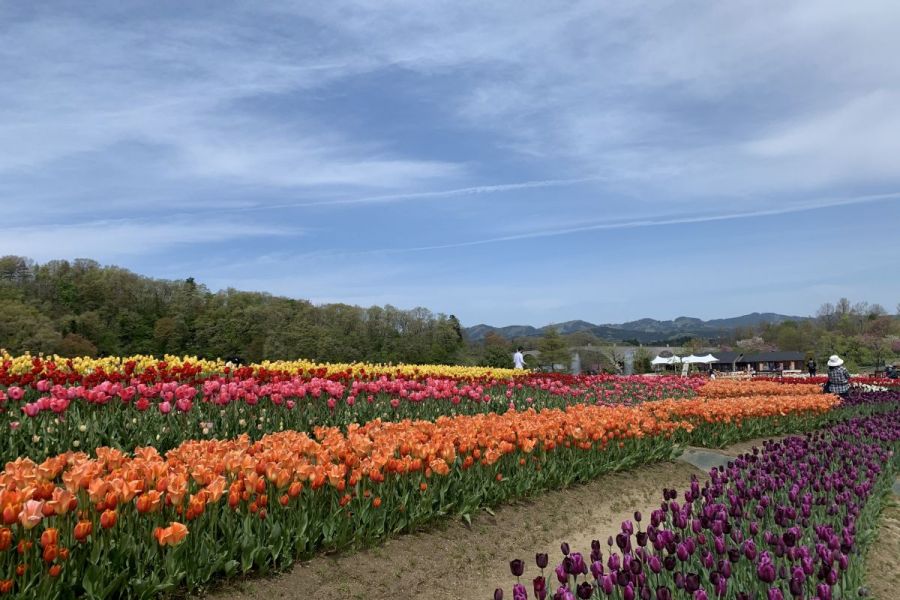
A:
825,355,851,397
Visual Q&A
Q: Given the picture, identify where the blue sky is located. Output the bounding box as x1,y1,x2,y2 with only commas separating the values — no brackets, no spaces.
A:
2,1,899,326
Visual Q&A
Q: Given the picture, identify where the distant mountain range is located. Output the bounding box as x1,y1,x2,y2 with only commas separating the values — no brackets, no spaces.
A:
464,312,808,344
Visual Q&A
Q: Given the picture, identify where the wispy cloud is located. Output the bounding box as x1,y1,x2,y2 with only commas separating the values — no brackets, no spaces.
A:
0,218,296,262
3,2,900,324
224,177,605,211
368,192,900,253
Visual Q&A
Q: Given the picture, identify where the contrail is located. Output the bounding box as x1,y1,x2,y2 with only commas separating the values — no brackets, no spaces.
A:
369,191,900,254
230,177,605,211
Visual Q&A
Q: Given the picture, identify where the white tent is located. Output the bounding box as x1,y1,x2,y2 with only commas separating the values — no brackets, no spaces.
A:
651,355,682,365
682,354,719,364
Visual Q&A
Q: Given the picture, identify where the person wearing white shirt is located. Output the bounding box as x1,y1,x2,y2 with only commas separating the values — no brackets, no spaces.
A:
513,348,526,369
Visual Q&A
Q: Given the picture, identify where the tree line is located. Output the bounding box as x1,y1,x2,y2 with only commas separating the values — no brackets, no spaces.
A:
0,256,464,364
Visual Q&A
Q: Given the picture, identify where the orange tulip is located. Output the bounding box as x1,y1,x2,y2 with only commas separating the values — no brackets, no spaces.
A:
1,506,16,526
288,482,303,498
100,509,117,529
40,528,58,548
49,564,62,578
0,528,11,552
73,521,93,542
153,522,189,547
135,490,162,514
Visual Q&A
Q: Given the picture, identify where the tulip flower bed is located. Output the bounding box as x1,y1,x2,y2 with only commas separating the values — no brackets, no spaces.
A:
691,381,822,399
0,352,528,387
497,409,900,600
753,376,900,390
0,391,847,599
0,370,701,463
837,390,900,410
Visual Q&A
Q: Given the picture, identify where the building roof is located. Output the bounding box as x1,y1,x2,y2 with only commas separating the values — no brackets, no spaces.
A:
741,351,806,362
710,351,805,364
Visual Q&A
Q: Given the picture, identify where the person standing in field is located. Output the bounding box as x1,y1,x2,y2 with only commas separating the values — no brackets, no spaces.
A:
807,357,817,377
513,347,526,370
825,355,851,398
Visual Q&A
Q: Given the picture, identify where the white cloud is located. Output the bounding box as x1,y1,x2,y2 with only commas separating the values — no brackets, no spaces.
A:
0,13,460,190
0,218,295,262
744,91,900,186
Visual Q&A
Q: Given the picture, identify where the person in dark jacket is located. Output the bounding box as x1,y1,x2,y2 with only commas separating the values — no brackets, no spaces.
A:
806,358,817,377
825,355,850,397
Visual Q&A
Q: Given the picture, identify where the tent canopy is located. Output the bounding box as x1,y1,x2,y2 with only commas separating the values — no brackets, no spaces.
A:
682,354,719,364
651,355,681,365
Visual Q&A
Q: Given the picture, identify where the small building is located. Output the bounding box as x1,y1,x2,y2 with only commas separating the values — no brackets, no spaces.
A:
710,351,806,373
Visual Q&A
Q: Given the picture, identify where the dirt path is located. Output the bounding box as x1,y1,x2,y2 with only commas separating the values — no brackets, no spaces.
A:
864,493,900,600
206,461,703,600
201,437,808,600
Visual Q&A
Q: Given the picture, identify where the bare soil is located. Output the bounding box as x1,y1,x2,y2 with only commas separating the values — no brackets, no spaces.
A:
864,497,900,600
716,436,789,457
202,439,895,600
205,461,703,600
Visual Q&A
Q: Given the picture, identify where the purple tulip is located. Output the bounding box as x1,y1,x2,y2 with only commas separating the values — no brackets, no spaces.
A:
623,584,635,600
533,577,548,600
757,561,776,584
554,586,575,600
656,586,672,600
555,564,568,585
571,553,587,575
663,556,676,572
744,540,758,561
536,553,549,569
561,543,570,556
599,575,614,595
607,553,620,571
495,589,504,600
513,583,528,600
576,582,593,600
694,590,708,600
590,561,603,579
767,587,784,600
511,560,525,578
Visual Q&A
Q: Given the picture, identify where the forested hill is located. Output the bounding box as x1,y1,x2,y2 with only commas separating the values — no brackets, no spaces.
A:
0,256,464,364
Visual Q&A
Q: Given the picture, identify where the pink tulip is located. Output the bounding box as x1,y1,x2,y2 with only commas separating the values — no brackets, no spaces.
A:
19,500,44,530
158,401,172,414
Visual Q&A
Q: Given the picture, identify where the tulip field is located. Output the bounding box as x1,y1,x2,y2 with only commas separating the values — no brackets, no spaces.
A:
0,353,898,598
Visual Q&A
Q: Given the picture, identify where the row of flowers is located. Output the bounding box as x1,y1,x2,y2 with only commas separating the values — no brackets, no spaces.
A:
0,393,843,599
0,374,703,462
689,381,822,398
0,352,528,387
496,406,900,600
753,375,900,389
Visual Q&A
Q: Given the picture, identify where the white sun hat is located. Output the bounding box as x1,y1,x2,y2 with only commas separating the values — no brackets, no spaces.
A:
827,355,844,367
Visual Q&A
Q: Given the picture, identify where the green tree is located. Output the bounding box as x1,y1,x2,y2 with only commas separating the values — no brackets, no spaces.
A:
57,333,98,358
633,347,652,374
479,332,513,368
538,327,570,372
